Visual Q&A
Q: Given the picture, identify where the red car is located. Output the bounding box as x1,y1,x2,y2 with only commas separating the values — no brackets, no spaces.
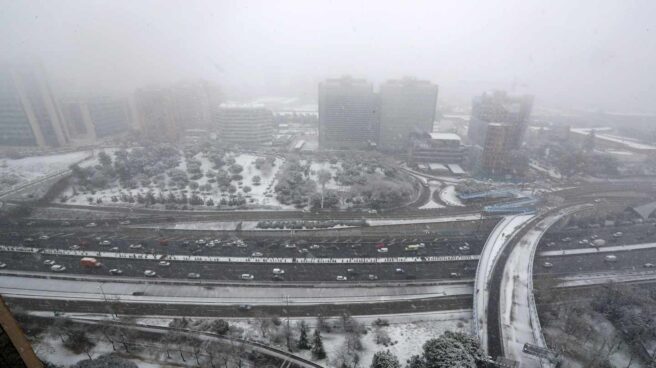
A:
159,239,169,246
375,242,386,249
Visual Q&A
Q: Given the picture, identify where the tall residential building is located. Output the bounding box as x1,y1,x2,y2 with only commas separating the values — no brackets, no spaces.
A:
0,65,70,147
481,123,514,175
378,77,438,152
318,76,377,150
62,96,133,140
134,87,178,140
215,104,274,145
468,91,533,148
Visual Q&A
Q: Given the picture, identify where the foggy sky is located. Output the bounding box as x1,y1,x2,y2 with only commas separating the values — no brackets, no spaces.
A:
2,0,655,112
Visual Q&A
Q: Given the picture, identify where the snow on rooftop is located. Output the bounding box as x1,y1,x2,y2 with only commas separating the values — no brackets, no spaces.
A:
429,132,461,141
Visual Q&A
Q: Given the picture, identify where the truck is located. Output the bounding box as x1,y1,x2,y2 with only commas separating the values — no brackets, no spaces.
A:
80,257,101,268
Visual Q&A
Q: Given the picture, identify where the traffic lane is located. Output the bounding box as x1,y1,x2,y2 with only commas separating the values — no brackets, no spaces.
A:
0,232,484,259
534,247,656,276
0,252,478,282
539,223,656,251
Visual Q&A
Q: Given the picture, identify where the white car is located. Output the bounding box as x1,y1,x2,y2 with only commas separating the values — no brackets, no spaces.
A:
85,222,97,228
0,262,6,269
109,268,123,275
236,242,248,248
100,240,111,246
251,252,263,257
39,235,50,240
129,244,143,249
196,239,207,245
458,245,471,251
395,268,405,274
69,245,80,250
368,274,378,280
284,243,297,249
158,261,171,267
241,274,254,280
543,262,553,268
144,270,157,277
377,247,389,253
119,220,131,225
51,265,66,272
644,263,655,268
336,276,348,281
310,244,320,250
187,272,201,279
604,255,618,262
272,268,285,275
43,259,56,266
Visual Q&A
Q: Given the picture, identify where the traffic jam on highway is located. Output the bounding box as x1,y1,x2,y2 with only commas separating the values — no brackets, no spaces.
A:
0,230,483,282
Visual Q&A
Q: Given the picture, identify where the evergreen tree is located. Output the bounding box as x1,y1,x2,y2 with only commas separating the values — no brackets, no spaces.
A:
370,350,400,368
297,321,311,350
311,329,326,359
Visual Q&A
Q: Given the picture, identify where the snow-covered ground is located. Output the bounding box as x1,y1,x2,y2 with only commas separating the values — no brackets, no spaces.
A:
61,152,296,210
40,309,472,368
367,213,481,226
439,185,464,207
0,151,91,187
418,182,445,210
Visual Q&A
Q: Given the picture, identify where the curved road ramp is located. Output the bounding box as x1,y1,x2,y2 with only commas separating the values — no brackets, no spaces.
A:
497,205,591,367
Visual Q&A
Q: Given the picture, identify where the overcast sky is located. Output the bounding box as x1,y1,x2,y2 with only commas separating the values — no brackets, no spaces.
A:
2,0,655,112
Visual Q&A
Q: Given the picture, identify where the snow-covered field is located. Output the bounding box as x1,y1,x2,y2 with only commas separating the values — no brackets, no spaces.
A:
0,151,91,188
61,152,297,210
439,185,464,207
36,310,472,368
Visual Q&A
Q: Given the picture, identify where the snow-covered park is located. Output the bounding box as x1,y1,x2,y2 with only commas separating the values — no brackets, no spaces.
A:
0,151,91,188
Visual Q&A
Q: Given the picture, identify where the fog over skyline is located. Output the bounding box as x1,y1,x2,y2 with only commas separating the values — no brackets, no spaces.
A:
2,0,655,112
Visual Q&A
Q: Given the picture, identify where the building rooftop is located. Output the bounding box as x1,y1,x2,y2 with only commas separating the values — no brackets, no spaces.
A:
429,132,461,142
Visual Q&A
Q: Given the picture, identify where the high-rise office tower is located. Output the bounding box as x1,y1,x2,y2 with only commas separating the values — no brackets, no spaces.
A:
216,104,274,145
378,77,438,152
0,64,70,147
481,122,514,175
318,76,377,150
468,91,533,148
62,96,133,140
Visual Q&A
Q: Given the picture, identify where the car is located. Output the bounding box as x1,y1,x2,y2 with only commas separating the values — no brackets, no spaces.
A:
159,239,169,246
129,244,143,249
272,274,284,281
543,262,553,268
272,268,285,275
85,222,97,228
236,242,247,248
43,259,56,266
109,268,123,275
458,245,471,252
69,245,80,250
24,238,34,242
284,243,297,249
310,244,321,250
612,232,623,238
299,248,309,253
132,291,145,296
395,268,405,274
644,263,655,268
39,235,50,240
206,241,216,248
144,270,157,277
449,272,461,278
336,276,348,281
377,247,389,253
0,263,6,269
604,255,618,262
241,273,254,280
239,304,252,311
546,242,555,247
110,247,119,251
251,252,263,257
196,239,207,244
347,268,357,275
119,220,131,225
158,261,171,267
368,274,378,280
61,221,71,226
561,237,572,242
100,240,111,246
50,265,66,272
187,272,201,279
